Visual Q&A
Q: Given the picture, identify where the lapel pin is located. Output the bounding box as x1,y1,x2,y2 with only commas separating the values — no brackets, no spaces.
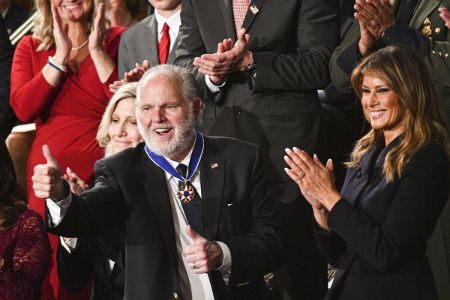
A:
250,4,259,15
211,163,219,169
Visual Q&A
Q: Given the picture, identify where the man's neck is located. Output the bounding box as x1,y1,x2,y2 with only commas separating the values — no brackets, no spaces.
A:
155,5,181,19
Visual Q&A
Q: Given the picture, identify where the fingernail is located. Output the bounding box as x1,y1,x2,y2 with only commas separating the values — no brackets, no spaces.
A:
284,155,289,161
285,148,292,153
313,154,318,159
284,168,290,173
67,167,71,172
293,147,299,151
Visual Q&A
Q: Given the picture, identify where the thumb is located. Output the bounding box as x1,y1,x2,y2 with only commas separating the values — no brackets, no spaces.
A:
186,225,203,242
326,158,334,172
42,145,59,170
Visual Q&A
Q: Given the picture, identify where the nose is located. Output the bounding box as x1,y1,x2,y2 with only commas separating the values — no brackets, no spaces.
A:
365,92,378,107
116,121,127,136
152,107,166,123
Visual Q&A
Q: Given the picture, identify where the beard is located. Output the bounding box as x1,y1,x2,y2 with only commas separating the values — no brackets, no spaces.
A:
137,109,196,158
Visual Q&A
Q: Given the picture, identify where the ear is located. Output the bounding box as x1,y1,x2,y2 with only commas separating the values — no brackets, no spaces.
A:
192,97,202,118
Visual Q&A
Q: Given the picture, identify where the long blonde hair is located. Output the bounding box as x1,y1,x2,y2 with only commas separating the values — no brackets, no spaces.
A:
32,0,106,51
97,82,138,157
349,45,450,182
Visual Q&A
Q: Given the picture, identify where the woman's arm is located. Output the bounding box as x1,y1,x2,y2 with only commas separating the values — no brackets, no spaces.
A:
328,144,449,272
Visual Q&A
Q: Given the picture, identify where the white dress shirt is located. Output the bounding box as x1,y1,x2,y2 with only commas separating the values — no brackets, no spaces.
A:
154,9,181,52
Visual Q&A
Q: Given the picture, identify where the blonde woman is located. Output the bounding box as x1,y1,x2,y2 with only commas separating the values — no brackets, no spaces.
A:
58,83,140,300
285,45,450,300
10,0,125,298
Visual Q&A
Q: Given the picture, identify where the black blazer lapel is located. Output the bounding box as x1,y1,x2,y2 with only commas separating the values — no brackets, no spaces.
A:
241,0,266,33
200,138,226,240
219,0,238,39
137,151,179,277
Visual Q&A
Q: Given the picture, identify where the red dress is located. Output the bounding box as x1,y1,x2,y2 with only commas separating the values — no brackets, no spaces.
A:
10,27,125,300
0,209,50,300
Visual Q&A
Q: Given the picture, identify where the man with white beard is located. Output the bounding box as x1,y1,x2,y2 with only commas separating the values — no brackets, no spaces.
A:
32,64,282,300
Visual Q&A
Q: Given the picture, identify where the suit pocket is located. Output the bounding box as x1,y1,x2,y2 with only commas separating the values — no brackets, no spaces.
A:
224,200,252,234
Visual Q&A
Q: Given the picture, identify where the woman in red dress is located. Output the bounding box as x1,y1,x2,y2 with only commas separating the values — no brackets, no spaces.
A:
10,0,125,298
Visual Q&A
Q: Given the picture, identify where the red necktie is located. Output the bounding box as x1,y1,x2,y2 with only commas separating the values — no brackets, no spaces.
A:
232,0,250,33
159,23,170,64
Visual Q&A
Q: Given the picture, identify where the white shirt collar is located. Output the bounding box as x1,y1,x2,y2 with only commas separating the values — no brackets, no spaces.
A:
154,9,181,36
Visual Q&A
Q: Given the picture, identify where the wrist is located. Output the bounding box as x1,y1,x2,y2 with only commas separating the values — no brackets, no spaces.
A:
53,52,68,65
239,51,253,71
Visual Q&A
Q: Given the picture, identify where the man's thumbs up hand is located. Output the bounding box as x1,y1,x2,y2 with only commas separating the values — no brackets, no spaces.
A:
183,225,223,274
32,145,68,201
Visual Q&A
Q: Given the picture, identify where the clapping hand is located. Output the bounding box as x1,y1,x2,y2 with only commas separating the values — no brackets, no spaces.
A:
109,60,150,93
51,4,71,64
284,148,341,212
439,7,450,29
354,0,395,56
194,28,252,85
88,1,107,53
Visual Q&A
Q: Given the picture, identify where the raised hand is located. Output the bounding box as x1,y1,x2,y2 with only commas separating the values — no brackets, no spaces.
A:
193,28,252,85
109,60,150,93
51,4,71,64
183,225,223,274
284,148,341,211
88,1,107,53
440,7,450,29
32,145,67,201
63,167,88,195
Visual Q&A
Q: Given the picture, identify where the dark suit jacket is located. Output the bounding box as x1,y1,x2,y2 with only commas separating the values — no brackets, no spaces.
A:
316,137,449,300
57,230,124,300
3,3,29,35
118,13,179,78
0,15,14,141
48,136,282,300
175,0,340,192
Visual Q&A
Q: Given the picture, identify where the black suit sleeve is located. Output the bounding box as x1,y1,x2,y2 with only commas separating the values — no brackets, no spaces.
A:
47,160,124,237
0,15,15,141
325,144,449,272
57,239,94,292
224,146,283,285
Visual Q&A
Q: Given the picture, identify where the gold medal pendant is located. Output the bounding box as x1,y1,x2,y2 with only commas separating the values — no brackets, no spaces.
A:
177,182,195,203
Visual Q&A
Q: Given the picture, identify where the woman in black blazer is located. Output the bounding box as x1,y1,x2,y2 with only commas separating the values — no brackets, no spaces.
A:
284,45,450,300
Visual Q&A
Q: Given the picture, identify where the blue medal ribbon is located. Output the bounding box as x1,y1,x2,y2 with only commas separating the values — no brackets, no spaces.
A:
144,130,204,182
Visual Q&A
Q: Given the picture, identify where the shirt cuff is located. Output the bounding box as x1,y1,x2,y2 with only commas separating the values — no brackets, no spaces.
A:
60,237,78,253
46,193,72,227
216,241,232,284
205,75,226,93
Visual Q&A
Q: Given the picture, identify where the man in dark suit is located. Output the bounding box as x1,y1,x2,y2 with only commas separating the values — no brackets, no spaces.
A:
33,64,282,300
114,0,181,90
174,1,340,299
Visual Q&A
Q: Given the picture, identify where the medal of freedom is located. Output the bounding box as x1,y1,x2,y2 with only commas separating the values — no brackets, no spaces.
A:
178,182,195,203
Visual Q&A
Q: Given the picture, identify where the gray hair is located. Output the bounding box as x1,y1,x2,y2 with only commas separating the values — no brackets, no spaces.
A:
136,64,198,107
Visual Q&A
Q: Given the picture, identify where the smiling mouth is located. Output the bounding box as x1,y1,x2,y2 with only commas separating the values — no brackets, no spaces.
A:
63,2,81,9
153,128,173,136
369,110,386,118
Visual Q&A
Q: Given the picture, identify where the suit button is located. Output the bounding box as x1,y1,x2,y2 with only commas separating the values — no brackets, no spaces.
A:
173,292,179,299
237,108,242,114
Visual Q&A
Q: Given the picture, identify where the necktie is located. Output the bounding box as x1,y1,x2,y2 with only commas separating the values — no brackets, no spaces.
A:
232,0,250,33
159,23,170,64
396,0,419,26
176,164,203,235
